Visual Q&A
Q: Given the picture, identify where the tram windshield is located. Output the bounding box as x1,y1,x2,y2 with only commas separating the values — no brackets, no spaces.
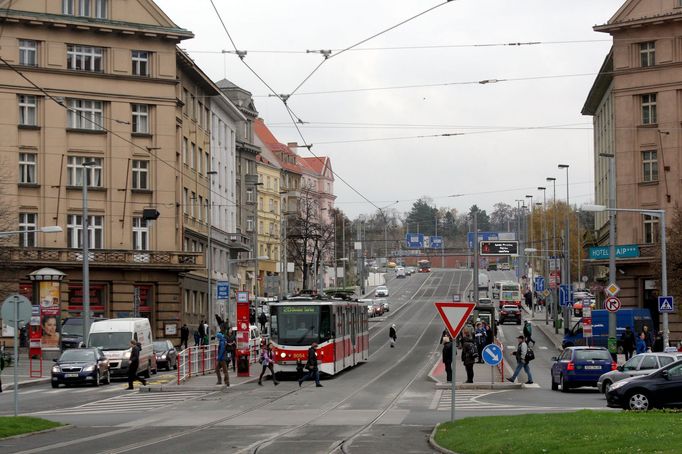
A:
270,305,332,345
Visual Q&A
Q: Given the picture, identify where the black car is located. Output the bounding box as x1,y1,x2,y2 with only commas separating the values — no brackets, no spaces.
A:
60,317,107,350
498,305,522,325
153,340,178,370
606,359,682,410
51,348,110,388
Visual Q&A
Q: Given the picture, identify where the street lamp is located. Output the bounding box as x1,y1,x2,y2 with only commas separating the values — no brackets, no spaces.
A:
547,177,558,333
558,164,571,294
246,180,263,299
206,170,218,339
525,195,534,315
515,199,524,279
538,186,548,325
599,152,617,356
581,204,670,348
81,160,98,343
0,225,63,237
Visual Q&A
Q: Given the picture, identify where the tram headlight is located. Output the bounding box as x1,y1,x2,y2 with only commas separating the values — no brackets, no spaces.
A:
280,352,286,358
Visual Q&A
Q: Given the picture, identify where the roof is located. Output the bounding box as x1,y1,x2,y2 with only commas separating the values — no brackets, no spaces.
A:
595,0,682,33
581,50,614,116
253,118,302,175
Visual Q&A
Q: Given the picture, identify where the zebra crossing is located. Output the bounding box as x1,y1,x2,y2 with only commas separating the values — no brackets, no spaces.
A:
431,389,516,411
31,390,207,415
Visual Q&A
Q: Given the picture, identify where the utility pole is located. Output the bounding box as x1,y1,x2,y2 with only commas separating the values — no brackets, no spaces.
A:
356,222,364,295
538,187,548,325
600,153,617,357
207,170,217,339
81,160,98,343
547,177,558,333
473,211,479,302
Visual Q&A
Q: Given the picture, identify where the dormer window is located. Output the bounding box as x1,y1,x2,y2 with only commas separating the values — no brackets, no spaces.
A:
62,0,108,19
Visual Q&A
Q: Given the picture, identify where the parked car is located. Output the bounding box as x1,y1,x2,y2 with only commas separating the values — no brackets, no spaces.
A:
498,305,521,325
375,286,389,297
359,299,374,318
153,340,178,371
372,301,385,317
381,301,390,312
87,318,154,379
551,346,616,392
61,317,107,350
51,347,110,388
598,352,682,393
606,359,682,410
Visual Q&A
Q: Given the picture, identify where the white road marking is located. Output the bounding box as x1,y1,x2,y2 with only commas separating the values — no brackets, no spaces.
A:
30,391,207,415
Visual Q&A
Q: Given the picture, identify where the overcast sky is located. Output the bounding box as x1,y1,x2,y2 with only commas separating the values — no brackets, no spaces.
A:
156,0,624,219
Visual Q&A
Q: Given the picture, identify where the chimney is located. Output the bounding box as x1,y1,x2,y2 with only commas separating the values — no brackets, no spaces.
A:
287,142,299,155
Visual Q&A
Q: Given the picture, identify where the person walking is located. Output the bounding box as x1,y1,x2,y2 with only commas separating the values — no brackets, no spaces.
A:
389,324,397,348
198,321,206,346
298,342,322,387
127,340,147,389
258,342,279,386
482,320,494,346
524,289,533,310
258,311,268,333
523,320,535,347
636,332,648,354
442,336,453,382
641,325,654,350
507,335,533,384
202,320,209,345
226,328,237,372
180,324,189,350
474,322,485,363
621,326,636,361
215,330,230,386
461,333,477,383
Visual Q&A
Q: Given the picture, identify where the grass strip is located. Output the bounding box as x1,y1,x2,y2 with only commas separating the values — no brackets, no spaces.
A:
0,416,62,439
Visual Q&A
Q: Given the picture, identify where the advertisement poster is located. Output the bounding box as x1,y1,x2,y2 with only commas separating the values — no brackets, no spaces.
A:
40,281,61,350
237,300,250,350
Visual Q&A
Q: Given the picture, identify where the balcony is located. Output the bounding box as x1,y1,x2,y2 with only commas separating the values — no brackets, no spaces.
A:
0,247,204,270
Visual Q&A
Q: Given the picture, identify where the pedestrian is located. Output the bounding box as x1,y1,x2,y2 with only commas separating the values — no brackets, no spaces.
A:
440,329,451,344
621,326,636,361
226,328,237,372
524,289,533,310
298,342,323,387
180,324,189,350
461,333,477,383
193,329,200,347
127,339,147,389
636,332,647,354
202,320,209,345
507,335,534,384
653,331,664,353
250,307,256,325
258,342,279,386
442,336,453,382
641,325,653,350
482,320,494,346
198,320,206,346
215,329,230,386
0,347,5,392
258,311,267,333
389,324,397,348
523,320,535,347
296,359,305,381
474,322,485,363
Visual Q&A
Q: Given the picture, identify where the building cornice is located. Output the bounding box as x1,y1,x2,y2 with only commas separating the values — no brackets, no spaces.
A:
595,10,682,33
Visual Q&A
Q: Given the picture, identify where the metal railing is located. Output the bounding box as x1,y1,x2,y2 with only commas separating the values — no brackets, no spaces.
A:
495,338,505,382
177,344,217,384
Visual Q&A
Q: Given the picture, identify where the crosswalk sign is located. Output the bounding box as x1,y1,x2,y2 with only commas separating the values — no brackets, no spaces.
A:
658,296,674,313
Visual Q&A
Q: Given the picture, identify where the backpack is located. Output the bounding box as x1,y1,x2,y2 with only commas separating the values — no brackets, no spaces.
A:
524,347,535,363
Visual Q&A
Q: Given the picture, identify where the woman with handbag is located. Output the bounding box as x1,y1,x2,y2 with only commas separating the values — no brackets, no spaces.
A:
258,342,279,386
298,342,322,387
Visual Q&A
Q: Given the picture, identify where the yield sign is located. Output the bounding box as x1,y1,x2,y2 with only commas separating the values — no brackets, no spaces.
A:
435,302,476,339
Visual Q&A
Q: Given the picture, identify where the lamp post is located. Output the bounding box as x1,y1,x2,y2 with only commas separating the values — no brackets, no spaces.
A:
599,152,617,356
81,160,98,342
206,170,217,339
515,199,524,279
246,180,263,299
582,204,669,348
558,164,571,294
547,177,558,333
378,201,399,266
526,194,534,315
538,186,548,324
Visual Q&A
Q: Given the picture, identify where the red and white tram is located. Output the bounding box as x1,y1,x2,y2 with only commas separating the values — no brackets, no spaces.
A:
269,299,369,376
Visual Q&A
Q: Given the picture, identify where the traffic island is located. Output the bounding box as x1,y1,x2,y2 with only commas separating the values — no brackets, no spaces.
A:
0,417,64,439
428,355,521,390
430,410,682,453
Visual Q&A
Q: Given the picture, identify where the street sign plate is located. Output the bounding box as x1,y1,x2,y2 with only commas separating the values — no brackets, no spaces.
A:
479,241,518,256
482,344,503,366
430,236,443,249
559,284,573,307
605,283,620,296
1,294,32,325
452,295,461,302
534,276,545,292
583,323,593,338
434,302,476,340
658,296,674,313
236,291,249,303
216,281,229,299
542,289,550,298
605,296,621,313
405,233,424,249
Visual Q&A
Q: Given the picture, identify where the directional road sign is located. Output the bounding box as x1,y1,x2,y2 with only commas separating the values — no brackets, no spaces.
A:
534,276,545,292
482,344,503,367
480,241,519,256
405,233,424,249
605,282,620,297
430,236,443,249
658,296,674,313
216,281,229,299
434,302,476,340
605,296,621,313
559,284,573,307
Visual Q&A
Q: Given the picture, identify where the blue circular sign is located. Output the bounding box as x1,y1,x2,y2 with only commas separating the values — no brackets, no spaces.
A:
482,344,503,366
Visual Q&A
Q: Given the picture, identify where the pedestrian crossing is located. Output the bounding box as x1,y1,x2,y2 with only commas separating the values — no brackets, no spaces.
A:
431,389,515,411
31,390,206,415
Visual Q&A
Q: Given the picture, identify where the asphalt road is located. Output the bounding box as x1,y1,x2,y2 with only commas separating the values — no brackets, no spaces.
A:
0,269,615,454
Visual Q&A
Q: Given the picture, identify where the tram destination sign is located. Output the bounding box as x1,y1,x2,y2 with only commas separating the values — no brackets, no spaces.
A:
479,241,518,256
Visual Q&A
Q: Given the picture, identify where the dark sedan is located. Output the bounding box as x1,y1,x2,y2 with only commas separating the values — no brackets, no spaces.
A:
153,340,178,370
51,348,110,388
498,305,521,325
606,359,682,410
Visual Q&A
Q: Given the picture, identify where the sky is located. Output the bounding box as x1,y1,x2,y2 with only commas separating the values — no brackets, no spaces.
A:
156,0,624,219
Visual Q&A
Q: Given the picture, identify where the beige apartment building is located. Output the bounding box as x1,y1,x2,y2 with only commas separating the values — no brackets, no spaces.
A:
583,0,682,339
0,0,208,343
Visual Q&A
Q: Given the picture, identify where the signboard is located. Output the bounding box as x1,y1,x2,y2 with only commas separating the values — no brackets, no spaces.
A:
658,296,674,313
605,283,620,297
479,241,518,256
605,296,621,313
430,236,443,249
559,284,573,307
549,256,561,272
405,233,424,249
237,291,250,303
467,231,515,249
434,302,476,340
452,295,461,302
588,244,640,260
39,281,61,350
216,281,230,299
236,297,250,377
542,289,550,298
534,276,545,292
482,344,503,366
549,271,561,289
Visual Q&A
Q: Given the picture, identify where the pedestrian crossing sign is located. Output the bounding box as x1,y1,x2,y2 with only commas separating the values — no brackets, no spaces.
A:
658,296,674,313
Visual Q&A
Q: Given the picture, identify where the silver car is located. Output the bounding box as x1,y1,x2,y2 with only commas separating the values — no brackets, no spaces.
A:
597,352,682,393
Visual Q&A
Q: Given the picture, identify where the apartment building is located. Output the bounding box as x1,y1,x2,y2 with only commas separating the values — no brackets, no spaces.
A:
255,153,281,297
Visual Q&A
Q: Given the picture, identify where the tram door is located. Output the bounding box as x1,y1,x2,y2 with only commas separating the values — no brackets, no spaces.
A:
350,306,357,365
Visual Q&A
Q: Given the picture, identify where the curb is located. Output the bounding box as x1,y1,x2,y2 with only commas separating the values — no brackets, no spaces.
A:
428,424,459,454
1,378,51,392
0,423,72,441
435,382,523,390
534,322,563,351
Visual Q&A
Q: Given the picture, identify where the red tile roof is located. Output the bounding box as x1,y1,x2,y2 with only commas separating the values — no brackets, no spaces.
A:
254,118,302,174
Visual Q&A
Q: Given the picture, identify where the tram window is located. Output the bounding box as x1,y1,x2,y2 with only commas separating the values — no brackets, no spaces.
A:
320,306,332,342
270,314,278,340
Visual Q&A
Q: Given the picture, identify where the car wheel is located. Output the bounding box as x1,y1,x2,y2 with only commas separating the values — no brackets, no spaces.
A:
602,380,612,394
560,375,570,393
551,376,558,391
51,382,59,389
627,391,651,411
94,371,100,387
142,362,151,379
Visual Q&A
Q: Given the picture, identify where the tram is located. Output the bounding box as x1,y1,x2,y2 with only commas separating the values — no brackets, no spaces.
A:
268,298,369,376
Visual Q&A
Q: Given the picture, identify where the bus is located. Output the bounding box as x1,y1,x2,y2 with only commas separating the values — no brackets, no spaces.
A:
498,281,522,308
417,259,431,273
268,298,369,376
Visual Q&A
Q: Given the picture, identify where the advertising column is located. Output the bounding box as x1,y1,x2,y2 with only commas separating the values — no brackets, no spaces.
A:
39,282,61,353
236,291,250,377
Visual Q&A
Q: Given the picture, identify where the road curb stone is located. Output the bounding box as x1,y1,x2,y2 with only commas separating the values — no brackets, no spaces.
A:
428,424,460,454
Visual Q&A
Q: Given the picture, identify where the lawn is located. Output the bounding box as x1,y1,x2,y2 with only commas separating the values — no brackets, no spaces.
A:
0,416,62,439
434,410,682,454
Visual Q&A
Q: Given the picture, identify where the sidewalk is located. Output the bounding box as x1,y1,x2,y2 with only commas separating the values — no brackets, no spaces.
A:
143,366,259,392
428,353,521,390
521,304,565,350
0,353,52,391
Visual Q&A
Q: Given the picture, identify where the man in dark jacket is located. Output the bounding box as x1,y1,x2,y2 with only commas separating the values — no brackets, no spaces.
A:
507,335,533,384
389,324,397,348
621,326,636,360
258,311,267,333
298,342,322,387
127,340,147,389
180,324,189,350
442,336,453,382
198,321,206,345
462,334,477,383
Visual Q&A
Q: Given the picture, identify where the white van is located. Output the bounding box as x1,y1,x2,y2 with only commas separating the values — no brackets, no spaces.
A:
396,267,406,278
87,318,153,378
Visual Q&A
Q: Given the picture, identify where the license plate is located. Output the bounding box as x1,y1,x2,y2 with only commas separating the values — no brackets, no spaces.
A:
584,365,601,370
65,373,79,378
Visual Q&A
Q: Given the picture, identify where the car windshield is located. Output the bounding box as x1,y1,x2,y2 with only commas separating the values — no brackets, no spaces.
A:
59,349,96,362
88,332,133,351
61,320,83,336
575,350,611,361
377,287,387,291
153,341,168,352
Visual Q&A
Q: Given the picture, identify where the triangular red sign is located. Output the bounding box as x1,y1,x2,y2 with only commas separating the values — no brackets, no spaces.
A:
435,302,476,339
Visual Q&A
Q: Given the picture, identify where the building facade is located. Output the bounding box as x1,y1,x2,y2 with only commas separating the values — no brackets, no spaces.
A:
255,154,281,297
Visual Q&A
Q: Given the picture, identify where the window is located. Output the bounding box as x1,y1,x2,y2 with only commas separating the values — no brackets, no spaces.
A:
67,156,102,187
259,197,263,210
67,214,103,249
182,138,188,165
19,40,37,66
246,216,254,232
131,50,149,76
269,222,274,235
95,0,107,18
19,213,37,247
246,188,254,203
642,94,657,125
19,152,37,184
131,160,148,190
269,199,274,212
197,147,203,174
67,45,103,72
639,355,658,370
642,151,658,182
259,221,263,233
183,188,189,214
198,195,203,221
63,0,107,18
191,143,196,169
132,104,149,134
67,99,103,130
132,217,149,251
19,95,37,126
640,42,655,67
643,214,659,244
190,192,196,218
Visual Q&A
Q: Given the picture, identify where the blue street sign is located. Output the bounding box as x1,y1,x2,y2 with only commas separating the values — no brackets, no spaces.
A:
559,284,573,307
588,244,640,260
534,276,545,292
216,281,230,299
405,233,424,249
658,296,674,313
430,236,443,249
482,344,503,366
